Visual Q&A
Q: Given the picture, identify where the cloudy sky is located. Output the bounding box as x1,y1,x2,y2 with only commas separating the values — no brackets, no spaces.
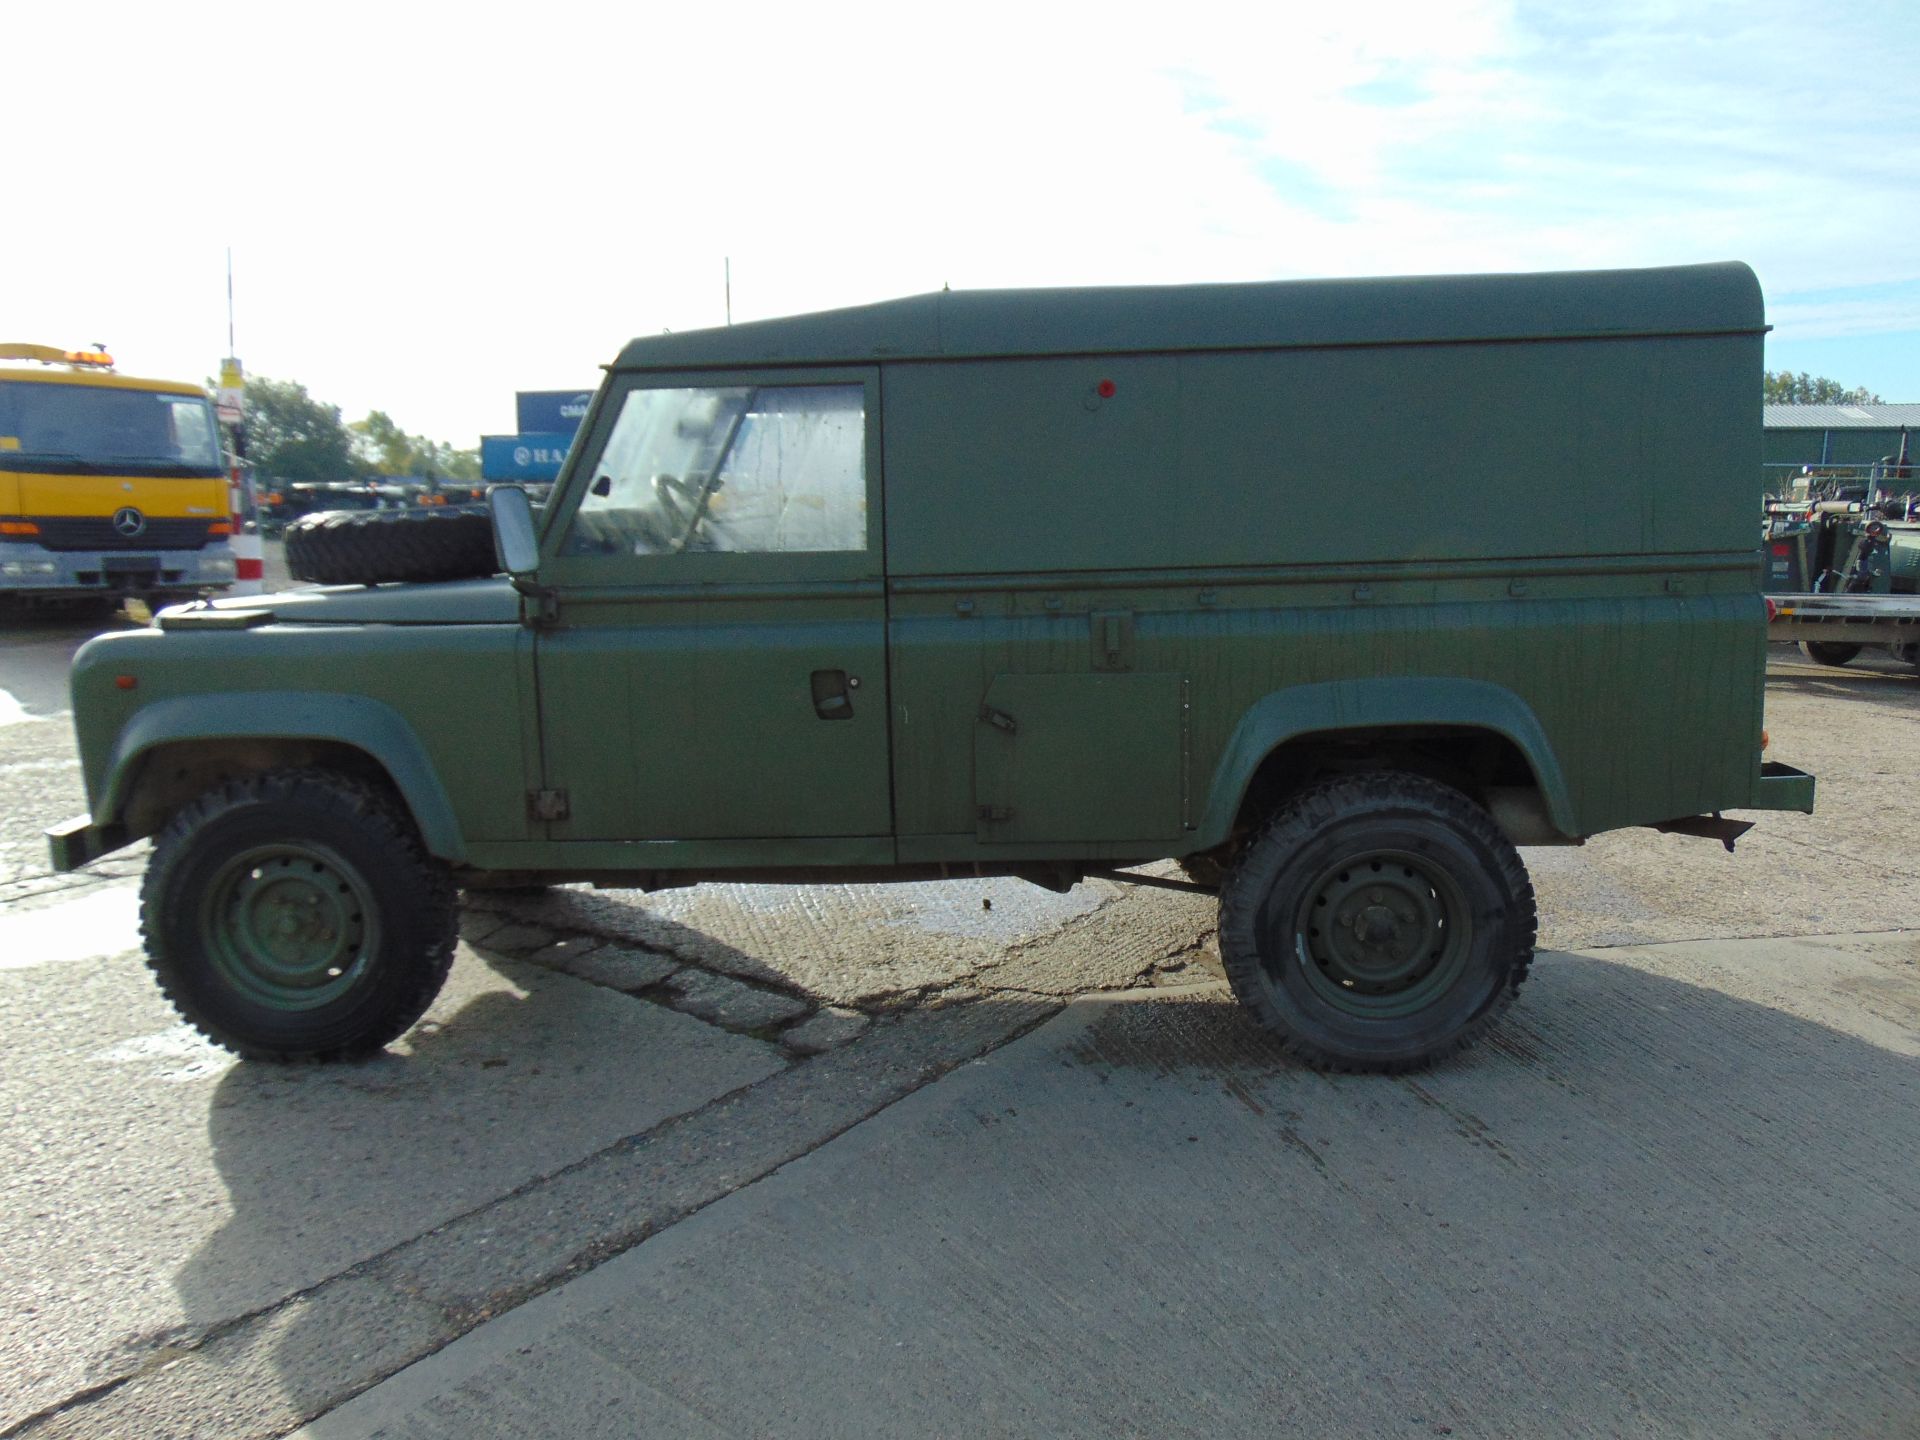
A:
11,0,1917,445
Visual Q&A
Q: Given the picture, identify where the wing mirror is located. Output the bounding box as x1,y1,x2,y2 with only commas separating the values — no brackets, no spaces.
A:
488,484,540,578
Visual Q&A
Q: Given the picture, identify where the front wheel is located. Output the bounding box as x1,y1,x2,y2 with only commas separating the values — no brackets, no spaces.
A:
1218,772,1537,1072
141,770,457,1060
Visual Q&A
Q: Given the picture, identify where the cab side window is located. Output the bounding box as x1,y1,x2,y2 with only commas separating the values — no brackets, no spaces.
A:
564,383,866,557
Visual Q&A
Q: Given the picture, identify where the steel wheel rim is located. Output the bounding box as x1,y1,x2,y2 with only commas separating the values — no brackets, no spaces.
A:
1288,848,1473,1019
200,842,378,1011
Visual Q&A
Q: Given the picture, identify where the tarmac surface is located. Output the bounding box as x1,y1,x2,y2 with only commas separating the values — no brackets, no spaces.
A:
1,580,1917,1437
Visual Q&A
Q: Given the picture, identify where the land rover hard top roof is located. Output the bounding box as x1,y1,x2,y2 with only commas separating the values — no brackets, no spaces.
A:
612,261,1764,373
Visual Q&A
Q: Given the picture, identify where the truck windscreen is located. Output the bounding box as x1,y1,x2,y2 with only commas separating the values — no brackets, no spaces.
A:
0,381,224,477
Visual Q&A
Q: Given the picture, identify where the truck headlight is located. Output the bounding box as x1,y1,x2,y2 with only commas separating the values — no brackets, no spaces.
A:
0,560,59,577
201,556,238,580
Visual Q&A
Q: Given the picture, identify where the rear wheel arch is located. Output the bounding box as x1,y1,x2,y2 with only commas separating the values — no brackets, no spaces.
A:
1193,680,1577,862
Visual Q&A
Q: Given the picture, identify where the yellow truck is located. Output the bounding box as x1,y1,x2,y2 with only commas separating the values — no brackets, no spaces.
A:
0,344,236,605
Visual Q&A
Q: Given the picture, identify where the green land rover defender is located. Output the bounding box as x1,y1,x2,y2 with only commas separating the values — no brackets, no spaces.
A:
50,261,1813,1071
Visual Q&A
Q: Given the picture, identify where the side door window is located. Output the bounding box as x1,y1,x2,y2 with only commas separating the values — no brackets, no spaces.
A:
563,384,867,558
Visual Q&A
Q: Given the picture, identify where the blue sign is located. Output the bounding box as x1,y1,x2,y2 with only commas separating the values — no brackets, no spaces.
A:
516,390,594,436
482,432,574,482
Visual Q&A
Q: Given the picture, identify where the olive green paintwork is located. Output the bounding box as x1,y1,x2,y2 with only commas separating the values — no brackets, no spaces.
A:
53,262,1812,879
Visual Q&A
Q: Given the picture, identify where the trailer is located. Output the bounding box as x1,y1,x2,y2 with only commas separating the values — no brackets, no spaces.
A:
1767,593,1920,666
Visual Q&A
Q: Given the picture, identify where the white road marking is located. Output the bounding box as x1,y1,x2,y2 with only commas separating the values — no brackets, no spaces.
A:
89,1024,232,1082
0,884,141,968
0,688,36,726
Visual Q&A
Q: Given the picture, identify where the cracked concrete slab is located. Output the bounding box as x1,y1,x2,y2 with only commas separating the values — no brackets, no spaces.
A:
300,934,1920,1440
477,874,1128,1006
21,997,1059,1440
780,1007,872,1055
659,969,812,1030
0,935,784,1433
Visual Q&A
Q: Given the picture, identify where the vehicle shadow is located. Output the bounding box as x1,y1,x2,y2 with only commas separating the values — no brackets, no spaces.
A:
163,924,788,1396
460,886,779,987
162,945,1920,1436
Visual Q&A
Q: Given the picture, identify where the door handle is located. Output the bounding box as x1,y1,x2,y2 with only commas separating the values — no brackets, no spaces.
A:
811,669,855,720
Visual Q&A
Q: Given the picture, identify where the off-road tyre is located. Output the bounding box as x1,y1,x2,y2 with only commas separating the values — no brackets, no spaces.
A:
141,769,458,1061
284,506,497,586
1218,772,1536,1072
1800,640,1862,668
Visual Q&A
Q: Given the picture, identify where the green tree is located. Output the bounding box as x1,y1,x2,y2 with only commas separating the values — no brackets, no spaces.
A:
350,410,415,475
241,378,363,481
350,411,482,482
1764,371,1883,406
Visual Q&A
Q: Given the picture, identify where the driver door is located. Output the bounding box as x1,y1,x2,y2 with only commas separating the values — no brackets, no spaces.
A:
531,368,892,855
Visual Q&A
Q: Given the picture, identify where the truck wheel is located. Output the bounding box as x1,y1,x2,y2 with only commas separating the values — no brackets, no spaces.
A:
141,770,457,1061
1799,641,1861,667
1217,772,1536,1072
284,507,497,586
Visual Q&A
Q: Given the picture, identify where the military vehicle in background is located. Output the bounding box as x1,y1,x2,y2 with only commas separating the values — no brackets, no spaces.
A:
1764,438,1920,665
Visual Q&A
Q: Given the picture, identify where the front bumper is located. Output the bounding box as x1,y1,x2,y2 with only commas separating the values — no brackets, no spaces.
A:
46,815,130,872
0,543,237,598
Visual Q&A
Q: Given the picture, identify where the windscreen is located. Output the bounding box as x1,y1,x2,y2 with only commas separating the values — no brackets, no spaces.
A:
0,381,224,477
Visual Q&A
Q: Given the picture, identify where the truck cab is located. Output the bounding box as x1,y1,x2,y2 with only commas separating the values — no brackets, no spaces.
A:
0,344,237,604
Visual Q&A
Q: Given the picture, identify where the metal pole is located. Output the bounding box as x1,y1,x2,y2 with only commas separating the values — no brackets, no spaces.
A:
226,248,235,355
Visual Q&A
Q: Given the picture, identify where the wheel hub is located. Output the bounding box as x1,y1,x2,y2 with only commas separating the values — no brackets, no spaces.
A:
1295,850,1472,1016
202,844,377,1010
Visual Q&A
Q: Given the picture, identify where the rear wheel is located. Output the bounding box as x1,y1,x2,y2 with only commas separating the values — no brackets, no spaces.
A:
141,770,457,1060
1800,641,1862,667
1218,772,1536,1072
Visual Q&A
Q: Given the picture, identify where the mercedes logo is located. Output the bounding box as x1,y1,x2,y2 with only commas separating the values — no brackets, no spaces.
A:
111,506,146,537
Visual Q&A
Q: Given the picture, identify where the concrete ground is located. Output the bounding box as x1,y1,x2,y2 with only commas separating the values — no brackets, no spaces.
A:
2,588,1917,1437
300,936,1920,1440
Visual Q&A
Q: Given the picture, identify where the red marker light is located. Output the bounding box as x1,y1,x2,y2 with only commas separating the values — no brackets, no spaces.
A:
114,675,137,690
1096,379,1117,399
1764,597,1778,623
